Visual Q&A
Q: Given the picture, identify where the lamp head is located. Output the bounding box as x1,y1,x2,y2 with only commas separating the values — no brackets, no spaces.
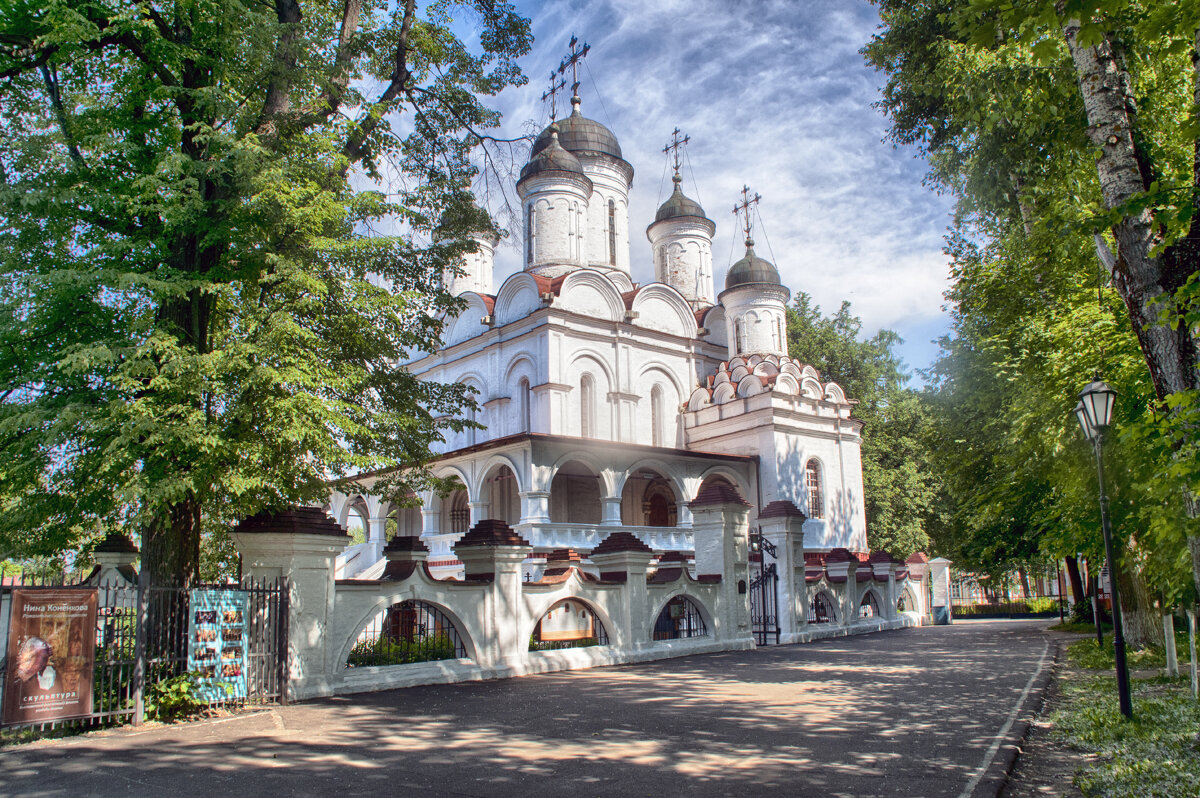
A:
1074,400,1095,441
1078,379,1116,435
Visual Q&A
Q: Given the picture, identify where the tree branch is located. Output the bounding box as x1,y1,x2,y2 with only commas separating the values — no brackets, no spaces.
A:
39,63,84,167
342,0,415,169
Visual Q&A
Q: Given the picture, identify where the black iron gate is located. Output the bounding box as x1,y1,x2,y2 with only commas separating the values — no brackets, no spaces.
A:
749,533,780,645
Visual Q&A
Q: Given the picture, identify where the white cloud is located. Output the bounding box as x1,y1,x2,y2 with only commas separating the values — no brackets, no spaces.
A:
486,0,955,369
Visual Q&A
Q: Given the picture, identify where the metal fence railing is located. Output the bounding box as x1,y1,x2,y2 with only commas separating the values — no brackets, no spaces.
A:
1,571,287,735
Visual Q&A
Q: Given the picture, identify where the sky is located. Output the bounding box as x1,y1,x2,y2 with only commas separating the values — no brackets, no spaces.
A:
477,0,957,376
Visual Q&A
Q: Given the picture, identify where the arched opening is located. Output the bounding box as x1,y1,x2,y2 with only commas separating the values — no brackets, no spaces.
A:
650,385,664,447
652,596,709,640
484,464,520,525
549,461,602,524
346,600,469,668
344,498,370,545
805,459,824,519
385,501,422,541
695,474,744,503
580,373,595,438
529,599,609,651
808,590,836,625
859,590,880,619
442,487,470,536
519,377,531,433
897,587,915,614
621,468,677,527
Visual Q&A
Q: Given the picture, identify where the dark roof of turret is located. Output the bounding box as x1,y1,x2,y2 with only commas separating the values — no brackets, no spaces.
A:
519,127,585,183
654,178,708,223
532,108,622,159
725,239,781,290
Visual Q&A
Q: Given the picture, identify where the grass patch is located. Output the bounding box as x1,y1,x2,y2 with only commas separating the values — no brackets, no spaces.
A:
1051,670,1200,797
1066,635,1194,672
1048,620,1113,634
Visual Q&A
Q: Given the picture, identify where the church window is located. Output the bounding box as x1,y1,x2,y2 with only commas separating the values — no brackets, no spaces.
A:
734,320,744,354
519,378,531,433
580,374,595,438
650,385,664,447
448,490,469,535
805,459,823,519
608,199,616,266
527,206,536,264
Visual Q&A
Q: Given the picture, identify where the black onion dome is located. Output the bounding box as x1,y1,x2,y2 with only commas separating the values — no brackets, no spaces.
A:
725,240,781,289
655,178,709,222
532,108,622,159
519,128,585,183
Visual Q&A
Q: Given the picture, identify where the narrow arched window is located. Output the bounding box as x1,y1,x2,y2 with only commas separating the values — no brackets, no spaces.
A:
519,377,531,433
734,319,744,354
580,374,595,438
527,206,536,264
651,385,664,447
805,459,823,519
608,199,616,265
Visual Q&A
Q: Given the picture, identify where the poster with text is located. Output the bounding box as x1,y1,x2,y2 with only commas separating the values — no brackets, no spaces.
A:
187,589,248,702
3,588,98,725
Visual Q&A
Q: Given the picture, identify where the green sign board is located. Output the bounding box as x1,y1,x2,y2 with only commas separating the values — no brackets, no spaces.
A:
188,589,249,702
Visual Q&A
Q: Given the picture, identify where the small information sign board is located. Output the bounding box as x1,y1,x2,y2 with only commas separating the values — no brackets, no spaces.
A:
187,589,249,702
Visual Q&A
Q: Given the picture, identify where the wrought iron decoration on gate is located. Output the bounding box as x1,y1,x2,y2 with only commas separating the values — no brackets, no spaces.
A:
749,533,780,645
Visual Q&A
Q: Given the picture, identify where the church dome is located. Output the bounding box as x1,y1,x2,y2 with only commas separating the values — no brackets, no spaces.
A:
725,240,781,289
519,128,586,183
532,108,622,159
655,177,708,222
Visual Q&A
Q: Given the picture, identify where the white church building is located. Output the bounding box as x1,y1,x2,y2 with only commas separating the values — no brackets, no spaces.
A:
232,73,933,698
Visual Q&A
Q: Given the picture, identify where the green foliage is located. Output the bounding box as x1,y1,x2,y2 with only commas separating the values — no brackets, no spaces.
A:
864,0,1200,602
346,633,457,667
0,0,532,579
785,293,943,558
529,636,600,651
1053,668,1200,797
145,671,220,722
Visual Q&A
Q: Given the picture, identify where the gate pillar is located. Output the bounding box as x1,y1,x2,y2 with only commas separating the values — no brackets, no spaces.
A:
591,531,656,647
232,507,351,700
758,501,807,643
454,520,533,667
688,483,753,644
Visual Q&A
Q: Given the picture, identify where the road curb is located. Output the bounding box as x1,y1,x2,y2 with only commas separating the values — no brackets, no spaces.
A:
979,636,1063,798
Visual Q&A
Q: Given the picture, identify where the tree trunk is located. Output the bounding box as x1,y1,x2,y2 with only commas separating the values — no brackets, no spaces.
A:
1065,555,1085,604
1113,555,1160,649
1063,19,1200,597
1018,566,1031,599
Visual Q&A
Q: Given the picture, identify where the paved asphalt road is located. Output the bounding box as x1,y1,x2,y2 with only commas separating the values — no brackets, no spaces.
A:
1,619,1053,798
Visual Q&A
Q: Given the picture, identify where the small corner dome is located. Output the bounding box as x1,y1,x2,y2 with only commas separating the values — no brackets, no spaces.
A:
655,178,709,223
724,239,781,290
519,127,585,182
532,109,622,159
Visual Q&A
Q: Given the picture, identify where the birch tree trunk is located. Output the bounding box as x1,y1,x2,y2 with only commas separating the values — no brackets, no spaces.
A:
1063,20,1200,596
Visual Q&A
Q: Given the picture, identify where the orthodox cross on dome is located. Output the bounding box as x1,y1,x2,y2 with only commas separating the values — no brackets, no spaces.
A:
557,35,591,108
662,127,690,181
732,184,762,244
541,71,567,120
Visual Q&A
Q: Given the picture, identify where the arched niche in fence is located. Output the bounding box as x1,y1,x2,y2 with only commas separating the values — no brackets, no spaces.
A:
808,589,837,625
858,589,881,620
897,584,917,614
528,598,610,651
652,595,709,640
345,600,471,668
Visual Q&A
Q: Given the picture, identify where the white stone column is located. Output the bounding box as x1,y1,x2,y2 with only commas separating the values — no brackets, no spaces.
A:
520,490,551,524
454,520,534,669
758,501,806,643
600,496,623,526
590,532,656,649
232,508,350,700
689,487,753,643
929,557,953,625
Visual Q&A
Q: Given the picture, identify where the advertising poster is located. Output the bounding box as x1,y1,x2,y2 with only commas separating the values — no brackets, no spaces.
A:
3,588,98,725
187,589,248,702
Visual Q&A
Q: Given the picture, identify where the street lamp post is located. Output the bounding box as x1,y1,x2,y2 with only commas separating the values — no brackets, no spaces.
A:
1074,380,1133,720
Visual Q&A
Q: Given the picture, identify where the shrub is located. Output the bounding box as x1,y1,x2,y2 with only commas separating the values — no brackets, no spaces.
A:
347,633,457,667
145,672,212,722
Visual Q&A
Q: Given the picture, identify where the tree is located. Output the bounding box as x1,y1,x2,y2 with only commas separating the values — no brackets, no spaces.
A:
0,0,532,587
786,293,942,558
864,0,1200,594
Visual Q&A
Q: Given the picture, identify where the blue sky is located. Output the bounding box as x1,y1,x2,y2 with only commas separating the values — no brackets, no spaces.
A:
479,0,956,376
